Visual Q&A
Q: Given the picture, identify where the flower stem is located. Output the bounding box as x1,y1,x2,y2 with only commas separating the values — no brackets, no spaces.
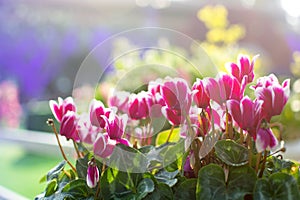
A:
255,152,262,173
239,128,244,145
166,125,174,143
258,150,268,178
246,134,252,167
47,119,77,172
225,107,233,139
95,179,101,199
72,139,81,158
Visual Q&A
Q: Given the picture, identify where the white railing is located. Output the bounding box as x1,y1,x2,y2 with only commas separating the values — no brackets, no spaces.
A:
0,128,75,157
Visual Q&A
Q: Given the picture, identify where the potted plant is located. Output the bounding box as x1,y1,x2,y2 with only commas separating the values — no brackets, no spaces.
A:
35,55,299,200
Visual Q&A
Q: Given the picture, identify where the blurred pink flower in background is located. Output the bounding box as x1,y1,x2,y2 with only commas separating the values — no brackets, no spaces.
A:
0,81,22,128
108,91,130,113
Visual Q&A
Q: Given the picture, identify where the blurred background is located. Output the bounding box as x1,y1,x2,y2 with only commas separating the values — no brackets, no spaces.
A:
0,0,300,198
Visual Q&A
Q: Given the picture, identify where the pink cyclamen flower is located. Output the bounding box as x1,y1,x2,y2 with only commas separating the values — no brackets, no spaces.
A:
59,111,79,141
204,74,244,106
49,97,76,122
105,113,128,140
128,91,153,120
255,127,278,153
93,133,117,158
227,96,263,136
161,107,182,126
254,74,290,122
89,99,111,128
160,77,192,113
226,54,258,84
86,158,99,188
192,78,210,109
148,78,165,106
77,114,102,145
108,91,130,113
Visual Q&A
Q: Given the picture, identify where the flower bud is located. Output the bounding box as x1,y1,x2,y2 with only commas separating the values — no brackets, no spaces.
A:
86,158,99,188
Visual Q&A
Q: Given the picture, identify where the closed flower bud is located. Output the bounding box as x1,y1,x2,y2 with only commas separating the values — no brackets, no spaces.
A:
86,158,99,188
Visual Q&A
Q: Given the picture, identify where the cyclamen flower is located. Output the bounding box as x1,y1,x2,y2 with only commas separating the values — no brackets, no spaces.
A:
226,54,258,84
128,91,153,120
108,91,130,113
49,97,76,122
105,113,128,140
204,74,244,106
148,78,165,106
89,99,111,128
59,111,79,141
254,74,290,122
255,127,278,153
192,78,210,109
77,114,102,145
160,78,192,125
161,107,182,126
86,158,99,188
93,132,130,158
160,77,192,113
227,96,263,137
93,133,117,158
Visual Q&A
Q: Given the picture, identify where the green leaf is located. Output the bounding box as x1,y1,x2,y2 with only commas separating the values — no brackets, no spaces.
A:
174,179,197,200
45,179,58,197
39,174,47,183
138,145,155,154
101,168,142,200
154,170,178,187
254,172,300,199
137,178,155,200
215,140,248,166
144,183,173,200
196,164,256,200
47,160,66,181
109,144,148,173
76,155,90,179
265,156,296,177
156,128,180,146
62,179,92,198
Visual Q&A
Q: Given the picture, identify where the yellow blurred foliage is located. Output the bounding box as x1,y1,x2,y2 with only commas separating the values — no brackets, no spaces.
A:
197,5,229,29
290,51,300,77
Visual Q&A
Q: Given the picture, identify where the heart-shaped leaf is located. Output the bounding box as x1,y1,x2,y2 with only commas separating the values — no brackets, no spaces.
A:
45,179,58,197
137,178,155,200
47,160,66,181
253,172,300,199
196,164,256,200
174,179,197,200
156,128,180,146
215,140,248,166
62,178,92,198
144,183,173,200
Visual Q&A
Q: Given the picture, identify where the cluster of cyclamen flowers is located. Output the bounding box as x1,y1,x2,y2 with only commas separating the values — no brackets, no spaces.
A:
49,54,289,187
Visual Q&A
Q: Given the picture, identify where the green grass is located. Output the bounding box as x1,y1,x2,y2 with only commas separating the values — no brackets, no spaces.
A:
0,143,65,199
